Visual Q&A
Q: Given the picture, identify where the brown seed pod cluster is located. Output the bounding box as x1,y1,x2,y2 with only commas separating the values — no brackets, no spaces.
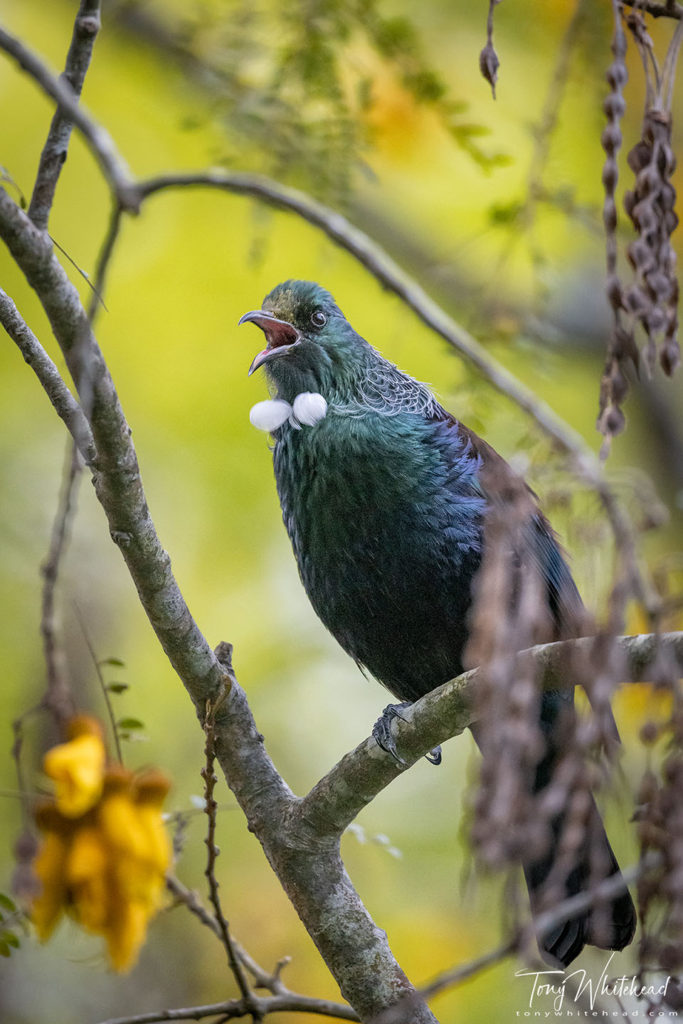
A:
599,3,632,444
598,7,682,451
636,662,683,985
467,468,553,870
624,107,679,375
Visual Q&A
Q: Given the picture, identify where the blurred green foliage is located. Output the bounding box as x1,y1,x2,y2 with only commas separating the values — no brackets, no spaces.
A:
0,0,682,1021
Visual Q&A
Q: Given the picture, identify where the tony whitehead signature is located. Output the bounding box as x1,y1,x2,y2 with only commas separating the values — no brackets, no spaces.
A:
515,953,671,1014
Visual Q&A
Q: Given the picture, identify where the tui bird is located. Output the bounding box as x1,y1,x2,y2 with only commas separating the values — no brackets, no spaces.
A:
239,279,636,966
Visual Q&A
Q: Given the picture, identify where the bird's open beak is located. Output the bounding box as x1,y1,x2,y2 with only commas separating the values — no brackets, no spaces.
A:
238,310,300,376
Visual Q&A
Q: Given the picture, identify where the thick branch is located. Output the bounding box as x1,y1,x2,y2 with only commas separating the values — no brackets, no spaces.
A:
300,632,683,836
28,0,102,229
0,187,436,1024
0,187,226,712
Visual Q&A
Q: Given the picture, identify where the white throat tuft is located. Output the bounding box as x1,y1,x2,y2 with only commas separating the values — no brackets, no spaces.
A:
291,391,328,427
249,392,328,433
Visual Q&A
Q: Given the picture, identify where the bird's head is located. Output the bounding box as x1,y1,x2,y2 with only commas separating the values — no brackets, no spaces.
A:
239,280,372,401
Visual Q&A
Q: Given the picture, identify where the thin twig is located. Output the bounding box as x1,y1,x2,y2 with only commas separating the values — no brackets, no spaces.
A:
96,992,359,1024
0,287,95,462
375,853,660,1022
74,607,124,763
0,27,137,208
88,200,122,322
40,439,81,731
165,874,290,994
28,0,102,229
202,699,253,1006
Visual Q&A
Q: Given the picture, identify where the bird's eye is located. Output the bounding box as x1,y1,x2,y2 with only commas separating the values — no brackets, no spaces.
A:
310,310,327,329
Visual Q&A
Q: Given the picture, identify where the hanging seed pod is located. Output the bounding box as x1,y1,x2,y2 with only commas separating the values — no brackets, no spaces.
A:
598,8,681,451
623,108,679,372
479,0,502,98
598,3,633,450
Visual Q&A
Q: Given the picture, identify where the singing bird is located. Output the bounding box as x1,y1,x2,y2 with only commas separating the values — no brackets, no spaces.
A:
239,279,636,966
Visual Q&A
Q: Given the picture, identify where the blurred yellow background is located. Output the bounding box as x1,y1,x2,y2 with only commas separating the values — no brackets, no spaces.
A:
1,0,682,1021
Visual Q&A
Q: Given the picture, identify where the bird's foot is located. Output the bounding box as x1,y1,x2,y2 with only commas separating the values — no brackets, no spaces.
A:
372,702,412,765
372,703,442,767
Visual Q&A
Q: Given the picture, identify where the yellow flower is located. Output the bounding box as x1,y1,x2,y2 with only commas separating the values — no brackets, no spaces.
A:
64,823,110,933
31,729,172,973
131,770,172,898
106,899,151,973
43,716,106,818
30,801,74,941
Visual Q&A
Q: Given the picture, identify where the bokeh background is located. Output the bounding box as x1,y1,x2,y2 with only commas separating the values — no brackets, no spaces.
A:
1,0,682,1021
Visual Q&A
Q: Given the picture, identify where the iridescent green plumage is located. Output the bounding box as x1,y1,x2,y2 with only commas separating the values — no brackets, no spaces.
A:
240,279,636,966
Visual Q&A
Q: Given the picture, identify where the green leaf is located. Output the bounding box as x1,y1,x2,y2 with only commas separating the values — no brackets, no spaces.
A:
117,717,144,730
100,657,125,668
107,682,129,694
0,894,16,913
1,930,19,949
0,940,10,958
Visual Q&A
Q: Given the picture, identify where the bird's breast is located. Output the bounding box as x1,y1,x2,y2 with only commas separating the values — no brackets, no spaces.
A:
271,412,484,699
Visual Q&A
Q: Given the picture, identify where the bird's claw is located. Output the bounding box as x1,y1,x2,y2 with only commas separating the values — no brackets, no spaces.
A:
371,704,443,767
372,702,412,766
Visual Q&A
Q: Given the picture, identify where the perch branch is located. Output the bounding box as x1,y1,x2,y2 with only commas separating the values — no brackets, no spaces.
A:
300,632,683,836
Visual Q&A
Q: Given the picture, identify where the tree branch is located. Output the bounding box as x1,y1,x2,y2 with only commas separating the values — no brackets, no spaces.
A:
97,991,359,1024
376,852,661,1022
40,441,81,731
300,632,683,836
0,186,437,1024
0,285,95,461
28,0,102,229
201,698,253,1004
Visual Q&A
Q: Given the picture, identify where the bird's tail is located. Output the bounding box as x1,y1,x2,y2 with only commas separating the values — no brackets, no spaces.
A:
523,694,637,967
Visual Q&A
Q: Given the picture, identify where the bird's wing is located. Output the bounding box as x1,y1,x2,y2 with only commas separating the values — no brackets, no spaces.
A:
430,407,585,641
